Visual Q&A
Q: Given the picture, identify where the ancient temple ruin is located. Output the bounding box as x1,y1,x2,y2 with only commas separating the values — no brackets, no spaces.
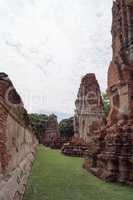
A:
84,0,133,185
0,73,38,199
74,73,105,142
62,74,105,157
43,114,60,147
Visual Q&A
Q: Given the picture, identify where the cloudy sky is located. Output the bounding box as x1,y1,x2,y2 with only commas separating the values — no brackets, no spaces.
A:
0,0,113,120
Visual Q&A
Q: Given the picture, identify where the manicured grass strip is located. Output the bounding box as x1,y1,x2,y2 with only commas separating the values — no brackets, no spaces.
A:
24,145,133,200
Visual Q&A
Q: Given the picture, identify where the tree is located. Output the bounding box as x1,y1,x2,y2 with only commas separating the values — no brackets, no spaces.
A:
29,113,48,143
59,117,74,138
102,92,110,116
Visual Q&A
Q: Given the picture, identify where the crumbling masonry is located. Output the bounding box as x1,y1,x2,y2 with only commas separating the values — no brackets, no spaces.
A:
61,74,105,157
0,73,38,200
84,0,133,185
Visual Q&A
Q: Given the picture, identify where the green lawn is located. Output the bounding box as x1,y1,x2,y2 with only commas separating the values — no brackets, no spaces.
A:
24,145,133,200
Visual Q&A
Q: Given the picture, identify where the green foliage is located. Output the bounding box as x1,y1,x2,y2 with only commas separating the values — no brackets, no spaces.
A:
24,146,133,200
59,117,74,138
29,113,48,142
102,92,110,116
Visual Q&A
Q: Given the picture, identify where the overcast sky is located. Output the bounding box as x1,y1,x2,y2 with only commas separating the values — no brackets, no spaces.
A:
0,0,113,120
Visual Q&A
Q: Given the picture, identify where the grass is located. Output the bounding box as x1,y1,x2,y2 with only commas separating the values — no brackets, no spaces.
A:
24,145,133,200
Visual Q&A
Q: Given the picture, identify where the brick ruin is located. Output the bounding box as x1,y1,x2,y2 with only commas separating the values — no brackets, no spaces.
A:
61,74,105,157
0,73,38,199
74,73,105,142
42,114,62,148
84,0,133,185
43,114,59,142
61,137,88,157
0,0,133,193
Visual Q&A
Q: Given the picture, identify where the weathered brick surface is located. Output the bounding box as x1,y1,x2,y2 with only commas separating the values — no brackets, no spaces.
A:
0,73,38,200
62,74,105,157
74,73,105,142
97,0,133,185
61,137,89,157
84,0,133,185
42,114,60,148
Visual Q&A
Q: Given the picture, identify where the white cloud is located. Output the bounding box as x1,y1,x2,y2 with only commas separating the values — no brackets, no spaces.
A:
0,0,113,118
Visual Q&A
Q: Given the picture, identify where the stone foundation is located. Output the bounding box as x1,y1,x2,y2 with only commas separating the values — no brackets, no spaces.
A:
48,137,69,149
61,138,88,157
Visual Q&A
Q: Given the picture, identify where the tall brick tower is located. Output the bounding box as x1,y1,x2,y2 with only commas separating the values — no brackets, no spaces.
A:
74,73,105,143
99,0,133,184
108,0,133,123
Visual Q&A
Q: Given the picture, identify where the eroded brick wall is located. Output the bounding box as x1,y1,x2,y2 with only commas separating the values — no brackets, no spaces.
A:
0,73,38,200
84,0,133,185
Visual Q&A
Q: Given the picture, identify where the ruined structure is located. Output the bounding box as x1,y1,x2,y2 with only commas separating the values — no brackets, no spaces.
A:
74,73,105,142
43,114,60,147
98,0,133,184
0,73,38,199
61,137,88,157
84,0,133,185
62,74,105,157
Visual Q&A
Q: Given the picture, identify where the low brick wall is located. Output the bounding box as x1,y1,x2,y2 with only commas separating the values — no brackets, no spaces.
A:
0,73,38,200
